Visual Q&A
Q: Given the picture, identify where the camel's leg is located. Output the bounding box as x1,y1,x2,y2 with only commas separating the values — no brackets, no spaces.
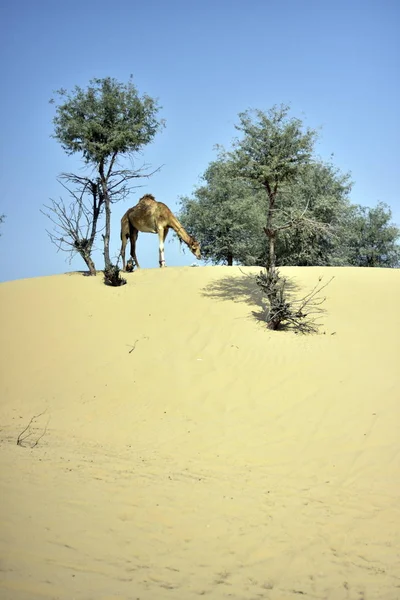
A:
158,227,169,267
120,235,128,271
130,229,140,269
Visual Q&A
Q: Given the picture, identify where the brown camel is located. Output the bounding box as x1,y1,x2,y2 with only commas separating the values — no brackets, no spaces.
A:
120,194,201,270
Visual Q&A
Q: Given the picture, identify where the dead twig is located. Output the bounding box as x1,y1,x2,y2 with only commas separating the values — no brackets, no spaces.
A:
127,336,149,353
127,339,140,353
17,410,49,448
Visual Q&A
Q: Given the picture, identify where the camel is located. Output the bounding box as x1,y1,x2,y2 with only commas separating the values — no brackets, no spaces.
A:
120,194,201,270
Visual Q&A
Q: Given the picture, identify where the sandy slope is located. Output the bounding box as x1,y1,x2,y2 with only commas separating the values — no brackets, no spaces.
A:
0,266,399,600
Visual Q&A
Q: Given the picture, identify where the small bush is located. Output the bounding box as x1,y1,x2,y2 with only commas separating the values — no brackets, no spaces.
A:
103,264,127,287
125,258,134,272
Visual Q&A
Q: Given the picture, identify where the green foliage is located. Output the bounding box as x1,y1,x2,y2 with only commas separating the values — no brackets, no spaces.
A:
273,162,353,266
224,104,317,189
51,77,164,164
342,202,400,267
179,156,352,268
218,105,319,273
181,105,398,274
179,159,266,265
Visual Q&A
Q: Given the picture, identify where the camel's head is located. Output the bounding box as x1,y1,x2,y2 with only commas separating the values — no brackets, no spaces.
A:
190,239,201,260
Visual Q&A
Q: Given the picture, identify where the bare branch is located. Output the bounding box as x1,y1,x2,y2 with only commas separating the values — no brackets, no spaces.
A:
17,410,48,447
42,173,103,274
32,416,50,448
107,164,164,200
106,151,118,180
271,197,311,231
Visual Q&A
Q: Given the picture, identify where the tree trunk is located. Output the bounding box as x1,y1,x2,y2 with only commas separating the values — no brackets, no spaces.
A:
103,196,112,270
263,183,277,275
266,230,276,272
99,162,111,270
83,253,97,275
227,251,233,266
262,184,279,329
263,226,277,275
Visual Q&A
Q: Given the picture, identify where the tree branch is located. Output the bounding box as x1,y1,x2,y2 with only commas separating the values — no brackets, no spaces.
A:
106,151,118,180
17,410,48,447
41,173,104,273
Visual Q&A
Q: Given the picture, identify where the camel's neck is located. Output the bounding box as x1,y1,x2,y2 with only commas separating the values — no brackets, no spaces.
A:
169,215,194,248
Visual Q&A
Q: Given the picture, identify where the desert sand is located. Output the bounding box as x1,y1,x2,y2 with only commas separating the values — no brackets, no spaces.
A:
0,265,399,600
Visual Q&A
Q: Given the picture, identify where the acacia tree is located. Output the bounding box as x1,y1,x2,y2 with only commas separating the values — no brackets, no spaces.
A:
51,76,164,269
179,159,266,265
222,105,317,273
342,202,400,267
220,105,335,331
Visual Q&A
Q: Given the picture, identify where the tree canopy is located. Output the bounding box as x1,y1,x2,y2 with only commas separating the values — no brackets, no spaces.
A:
273,161,353,266
52,76,163,164
179,159,266,265
225,105,316,188
180,157,353,267
342,202,400,267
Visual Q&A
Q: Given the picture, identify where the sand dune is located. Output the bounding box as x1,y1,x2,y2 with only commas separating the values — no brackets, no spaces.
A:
1,266,399,599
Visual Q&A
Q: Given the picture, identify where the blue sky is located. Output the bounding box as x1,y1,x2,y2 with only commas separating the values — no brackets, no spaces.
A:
0,0,399,281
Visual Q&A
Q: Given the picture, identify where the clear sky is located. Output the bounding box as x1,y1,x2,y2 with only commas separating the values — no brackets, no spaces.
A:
0,0,399,281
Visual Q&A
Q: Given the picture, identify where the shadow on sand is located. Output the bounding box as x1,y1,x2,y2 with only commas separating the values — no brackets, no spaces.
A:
201,268,299,323
66,270,94,277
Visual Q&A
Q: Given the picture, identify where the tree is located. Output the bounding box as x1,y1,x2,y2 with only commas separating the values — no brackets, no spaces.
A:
179,159,266,265
222,105,318,273
42,174,104,275
51,76,164,269
343,202,400,267
219,105,334,331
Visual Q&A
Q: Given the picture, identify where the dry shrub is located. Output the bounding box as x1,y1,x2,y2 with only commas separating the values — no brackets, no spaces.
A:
256,268,333,333
104,264,127,287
